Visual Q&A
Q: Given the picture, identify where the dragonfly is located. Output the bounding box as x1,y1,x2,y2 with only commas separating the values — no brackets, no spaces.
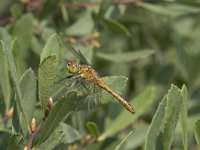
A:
60,39,135,114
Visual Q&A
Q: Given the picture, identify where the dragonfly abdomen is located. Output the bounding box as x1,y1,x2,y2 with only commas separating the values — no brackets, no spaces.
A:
97,79,135,114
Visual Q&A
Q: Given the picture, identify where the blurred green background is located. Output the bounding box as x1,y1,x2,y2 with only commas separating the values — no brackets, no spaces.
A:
0,0,200,150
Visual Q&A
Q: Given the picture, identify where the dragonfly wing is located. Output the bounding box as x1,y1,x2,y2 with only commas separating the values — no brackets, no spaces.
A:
75,84,102,112
58,34,90,65
66,44,90,65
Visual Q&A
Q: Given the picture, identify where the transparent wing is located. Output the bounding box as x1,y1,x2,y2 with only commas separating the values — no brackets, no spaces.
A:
52,75,102,112
57,34,90,65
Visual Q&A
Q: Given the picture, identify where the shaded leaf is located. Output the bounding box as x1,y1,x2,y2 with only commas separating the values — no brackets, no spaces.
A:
103,18,130,36
11,38,26,76
86,122,100,139
12,13,33,52
7,133,23,150
0,40,28,126
39,0,61,19
126,125,148,149
35,128,63,150
19,68,37,136
60,123,81,144
0,28,11,111
94,0,112,28
96,50,155,63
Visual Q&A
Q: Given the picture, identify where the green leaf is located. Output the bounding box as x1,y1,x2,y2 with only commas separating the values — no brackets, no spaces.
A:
7,133,23,150
180,85,188,150
39,56,59,111
39,0,61,19
0,28,11,111
99,86,156,140
101,76,128,104
86,122,100,139
145,96,167,150
103,18,130,36
0,40,29,126
162,84,182,150
40,34,60,63
115,131,133,150
19,68,37,136
195,120,200,150
11,37,26,76
0,27,12,46
60,123,81,144
39,34,61,110
35,128,64,150
136,2,200,18
37,92,77,145
66,11,94,36
94,0,112,28
96,50,155,63
12,13,33,52
60,3,69,22
126,125,148,149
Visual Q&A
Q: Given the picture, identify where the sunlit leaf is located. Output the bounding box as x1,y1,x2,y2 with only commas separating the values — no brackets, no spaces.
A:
145,96,167,150
180,85,188,150
39,34,61,110
99,86,156,140
162,85,182,150
37,92,77,144
195,120,200,150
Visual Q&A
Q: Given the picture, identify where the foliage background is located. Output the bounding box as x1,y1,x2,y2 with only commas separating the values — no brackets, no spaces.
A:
0,0,200,150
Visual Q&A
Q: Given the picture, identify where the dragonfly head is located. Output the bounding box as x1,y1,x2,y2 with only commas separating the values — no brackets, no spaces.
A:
66,61,79,74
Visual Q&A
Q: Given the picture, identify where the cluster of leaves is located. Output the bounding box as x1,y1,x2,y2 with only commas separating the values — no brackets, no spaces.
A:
0,0,200,150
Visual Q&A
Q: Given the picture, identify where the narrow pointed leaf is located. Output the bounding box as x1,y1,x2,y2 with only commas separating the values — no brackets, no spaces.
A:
195,120,200,150
94,0,112,28
103,18,130,36
0,28,11,111
180,85,188,150
37,92,77,144
162,85,182,150
97,50,155,63
0,40,28,125
145,96,167,150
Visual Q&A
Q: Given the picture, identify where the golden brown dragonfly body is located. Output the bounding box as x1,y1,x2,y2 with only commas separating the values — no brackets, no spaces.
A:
67,61,135,114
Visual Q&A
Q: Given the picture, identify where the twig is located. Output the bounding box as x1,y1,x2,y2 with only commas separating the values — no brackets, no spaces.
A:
65,0,142,9
27,121,44,150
